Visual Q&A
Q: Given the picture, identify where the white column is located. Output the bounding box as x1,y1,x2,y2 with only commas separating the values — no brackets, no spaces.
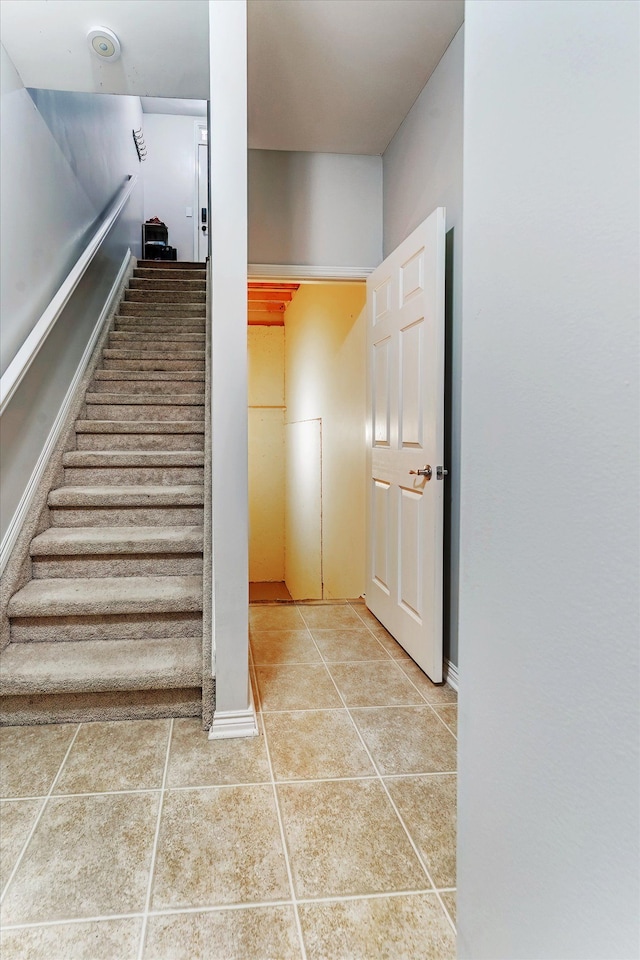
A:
208,0,256,739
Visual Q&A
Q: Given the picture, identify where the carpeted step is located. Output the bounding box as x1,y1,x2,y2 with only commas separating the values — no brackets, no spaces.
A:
30,524,203,578
31,524,204,579
102,357,204,371
124,289,206,303
8,575,203,619
129,278,206,291
113,321,205,335
103,349,205,363
74,420,204,451
118,302,206,317
134,268,206,281
107,335,205,352
109,331,205,343
93,370,205,382
62,450,204,485
89,379,204,396
84,397,204,422
31,525,204,556
0,636,201,696
62,449,203,484
137,260,204,270
11,610,201,644
48,484,204,527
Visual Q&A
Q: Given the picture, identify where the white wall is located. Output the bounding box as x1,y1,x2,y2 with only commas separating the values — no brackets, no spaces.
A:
285,284,367,599
0,47,142,376
249,150,382,269
142,113,205,261
0,45,143,548
383,26,464,667
208,0,252,728
248,327,285,582
457,3,639,958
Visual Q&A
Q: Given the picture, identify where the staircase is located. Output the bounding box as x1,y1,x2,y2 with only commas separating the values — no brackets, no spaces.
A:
0,261,207,725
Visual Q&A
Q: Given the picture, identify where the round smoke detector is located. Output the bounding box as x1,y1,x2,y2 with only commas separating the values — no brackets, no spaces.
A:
88,27,121,62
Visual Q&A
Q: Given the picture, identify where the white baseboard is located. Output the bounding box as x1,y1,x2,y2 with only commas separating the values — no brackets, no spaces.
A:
248,263,373,281
209,694,259,740
0,249,131,576
444,658,459,691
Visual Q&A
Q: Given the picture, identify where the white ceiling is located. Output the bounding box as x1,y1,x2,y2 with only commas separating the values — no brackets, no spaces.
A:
0,0,464,155
248,0,464,154
0,0,210,99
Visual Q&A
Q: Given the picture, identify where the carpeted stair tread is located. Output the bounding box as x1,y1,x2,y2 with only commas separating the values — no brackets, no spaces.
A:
103,349,205,360
63,451,204,467
75,420,205,434
125,290,206,303
49,484,204,507
8,575,203,618
137,260,204,269
30,525,204,557
130,278,206,291
93,370,205,381
0,636,201,695
85,393,204,406
110,331,205,342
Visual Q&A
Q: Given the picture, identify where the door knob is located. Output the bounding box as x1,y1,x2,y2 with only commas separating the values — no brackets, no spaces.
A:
409,465,432,480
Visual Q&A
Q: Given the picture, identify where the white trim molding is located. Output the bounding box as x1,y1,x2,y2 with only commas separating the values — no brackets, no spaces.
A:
248,263,374,281
445,658,459,691
0,249,132,576
208,694,259,740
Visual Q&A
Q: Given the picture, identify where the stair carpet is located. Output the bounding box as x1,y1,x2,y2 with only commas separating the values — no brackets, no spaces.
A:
0,261,207,725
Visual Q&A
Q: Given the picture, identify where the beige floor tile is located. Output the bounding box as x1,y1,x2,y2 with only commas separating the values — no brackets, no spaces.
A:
310,628,391,661
298,605,365,630
0,799,42,891
440,890,457,926
144,906,301,959
167,718,270,787
251,630,321,665
256,664,342,712
250,605,305,631
299,893,456,960
397,660,458,702
0,724,76,798
54,719,170,794
434,704,458,736
327,661,424,707
348,606,411,657
0,919,142,960
1,792,159,924
263,710,375,781
277,779,427,898
151,785,289,909
351,707,457,775
386,775,457,888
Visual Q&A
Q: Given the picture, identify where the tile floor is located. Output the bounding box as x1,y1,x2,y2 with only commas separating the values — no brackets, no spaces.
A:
0,600,457,959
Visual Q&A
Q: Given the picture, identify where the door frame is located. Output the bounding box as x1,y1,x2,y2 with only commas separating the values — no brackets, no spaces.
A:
193,121,208,262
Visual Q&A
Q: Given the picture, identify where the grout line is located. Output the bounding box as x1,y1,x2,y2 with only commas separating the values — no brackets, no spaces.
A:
299,627,457,938
137,717,174,960
249,654,308,960
0,723,82,905
0,887,457,933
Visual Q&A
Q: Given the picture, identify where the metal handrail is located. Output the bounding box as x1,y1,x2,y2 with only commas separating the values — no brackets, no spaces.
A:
0,173,138,416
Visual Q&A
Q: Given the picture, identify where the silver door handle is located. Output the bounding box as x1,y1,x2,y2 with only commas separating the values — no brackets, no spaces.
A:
409,465,432,480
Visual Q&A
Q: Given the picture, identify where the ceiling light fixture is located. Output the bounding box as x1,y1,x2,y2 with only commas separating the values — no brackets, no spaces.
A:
87,27,121,62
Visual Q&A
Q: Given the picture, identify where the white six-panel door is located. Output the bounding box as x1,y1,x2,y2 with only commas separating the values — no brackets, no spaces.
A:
366,208,446,682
